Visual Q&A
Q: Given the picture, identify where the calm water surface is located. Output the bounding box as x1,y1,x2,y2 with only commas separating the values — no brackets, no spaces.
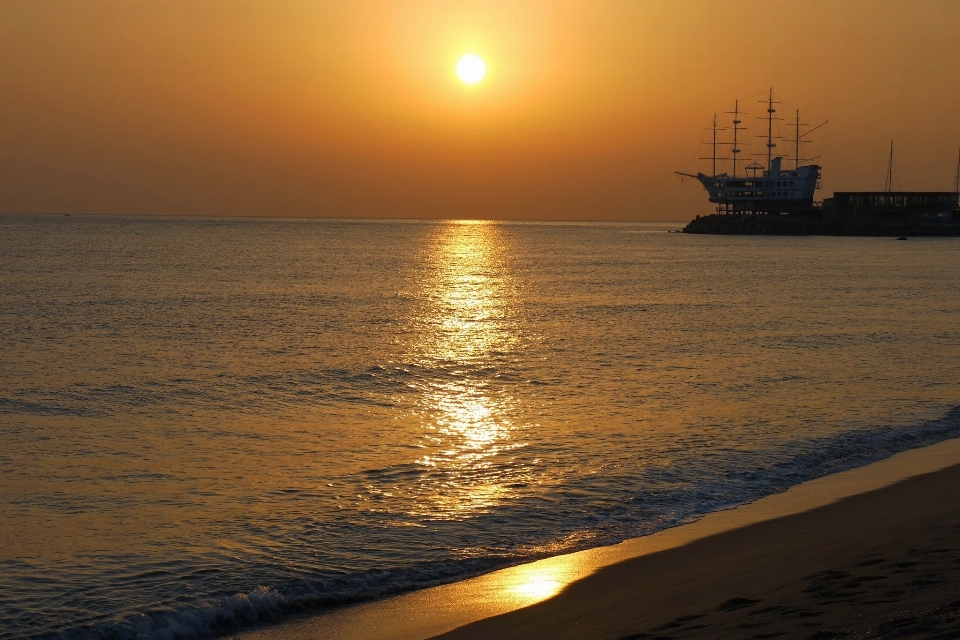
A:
2,215,959,639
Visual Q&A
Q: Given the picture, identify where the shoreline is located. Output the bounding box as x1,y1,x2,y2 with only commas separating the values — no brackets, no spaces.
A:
232,436,960,640
437,452,960,639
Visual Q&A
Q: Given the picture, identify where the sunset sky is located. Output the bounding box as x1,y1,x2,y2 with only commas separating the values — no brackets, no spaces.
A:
2,0,958,220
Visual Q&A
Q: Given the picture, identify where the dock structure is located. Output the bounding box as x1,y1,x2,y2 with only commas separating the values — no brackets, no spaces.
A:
824,192,958,224
683,191,960,235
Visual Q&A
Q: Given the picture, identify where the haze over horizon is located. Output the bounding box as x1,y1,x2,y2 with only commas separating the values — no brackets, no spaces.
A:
2,0,958,221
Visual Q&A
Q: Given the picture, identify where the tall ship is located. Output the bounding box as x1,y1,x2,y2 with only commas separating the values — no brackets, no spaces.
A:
677,89,960,235
676,88,823,215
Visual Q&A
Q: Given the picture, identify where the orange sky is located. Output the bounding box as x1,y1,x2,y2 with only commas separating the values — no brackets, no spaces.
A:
1,0,958,220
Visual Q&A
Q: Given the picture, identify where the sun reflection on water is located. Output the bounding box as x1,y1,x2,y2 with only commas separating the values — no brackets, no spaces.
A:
404,221,527,519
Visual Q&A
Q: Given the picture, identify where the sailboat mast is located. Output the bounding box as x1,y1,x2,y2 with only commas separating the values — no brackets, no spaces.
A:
732,100,741,178
886,140,894,192
766,87,776,171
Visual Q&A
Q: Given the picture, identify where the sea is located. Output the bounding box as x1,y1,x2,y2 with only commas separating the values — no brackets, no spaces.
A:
2,214,959,639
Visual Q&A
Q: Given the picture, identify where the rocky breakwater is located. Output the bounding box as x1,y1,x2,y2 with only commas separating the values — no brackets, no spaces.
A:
683,213,960,236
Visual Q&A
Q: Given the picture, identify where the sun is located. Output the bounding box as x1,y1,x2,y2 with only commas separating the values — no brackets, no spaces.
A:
456,54,486,84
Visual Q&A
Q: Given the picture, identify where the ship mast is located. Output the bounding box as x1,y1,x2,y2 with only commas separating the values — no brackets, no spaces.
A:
712,114,717,177
697,115,730,177
954,148,959,193
885,140,895,192
766,87,777,171
794,110,801,170
731,100,742,178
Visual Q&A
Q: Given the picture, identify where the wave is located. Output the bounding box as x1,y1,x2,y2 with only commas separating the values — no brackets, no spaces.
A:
35,405,960,640
1,362,527,422
42,559,507,640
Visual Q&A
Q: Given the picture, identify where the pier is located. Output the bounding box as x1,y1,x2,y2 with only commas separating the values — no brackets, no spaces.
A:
683,191,960,236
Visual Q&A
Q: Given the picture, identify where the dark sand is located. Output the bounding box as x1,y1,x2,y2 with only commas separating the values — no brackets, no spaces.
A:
434,464,960,639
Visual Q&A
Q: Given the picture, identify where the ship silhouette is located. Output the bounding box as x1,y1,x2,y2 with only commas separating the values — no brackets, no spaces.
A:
677,89,960,235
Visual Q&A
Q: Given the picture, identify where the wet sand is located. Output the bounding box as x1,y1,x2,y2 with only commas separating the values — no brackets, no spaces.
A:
434,462,960,640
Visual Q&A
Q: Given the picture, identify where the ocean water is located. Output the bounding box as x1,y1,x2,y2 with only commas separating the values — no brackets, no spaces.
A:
2,215,959,639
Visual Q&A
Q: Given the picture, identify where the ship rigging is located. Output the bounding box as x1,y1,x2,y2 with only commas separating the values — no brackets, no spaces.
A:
676,88,826,215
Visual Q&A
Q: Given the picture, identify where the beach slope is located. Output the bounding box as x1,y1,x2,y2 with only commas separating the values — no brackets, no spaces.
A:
435,463,960,639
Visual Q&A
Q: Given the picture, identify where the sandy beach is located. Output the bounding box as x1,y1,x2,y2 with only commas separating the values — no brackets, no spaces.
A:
435,462,960,639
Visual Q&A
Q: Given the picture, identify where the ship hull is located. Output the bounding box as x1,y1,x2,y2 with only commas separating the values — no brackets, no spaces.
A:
694,160,821,214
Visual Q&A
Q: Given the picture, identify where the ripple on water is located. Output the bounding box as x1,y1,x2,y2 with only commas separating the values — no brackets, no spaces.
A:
1,217,959,638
